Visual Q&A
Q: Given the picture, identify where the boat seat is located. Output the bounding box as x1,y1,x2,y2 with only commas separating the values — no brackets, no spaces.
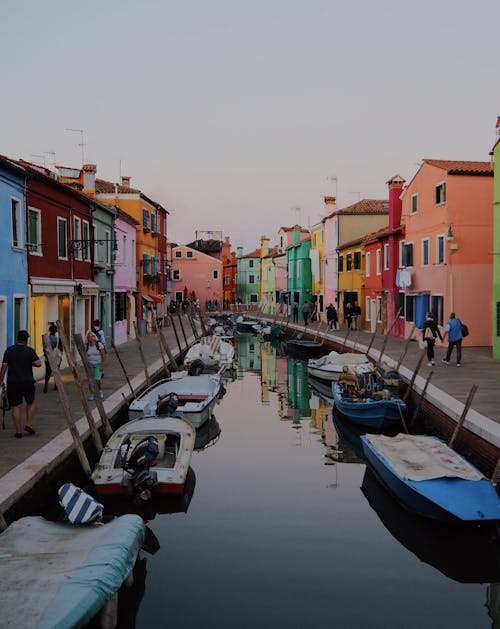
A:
177,394,209,405
129,433,166,459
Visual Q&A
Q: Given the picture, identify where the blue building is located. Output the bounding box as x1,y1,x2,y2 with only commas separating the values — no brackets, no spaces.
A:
0,156,28,353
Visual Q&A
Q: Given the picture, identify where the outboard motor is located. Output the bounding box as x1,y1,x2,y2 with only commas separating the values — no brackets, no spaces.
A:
123,436,159,501
188,359,204,376
156,392,179,416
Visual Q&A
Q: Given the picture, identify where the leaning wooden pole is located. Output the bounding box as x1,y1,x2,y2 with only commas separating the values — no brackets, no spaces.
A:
155,323,170,378
410,369,433,427
43,333,91,476
133,322,152,388
56,322,103,453
169,314,184,356
187,307,199,340
403,348,427,402
73,334,113,439
176,311,189,349
396,323,416,372
376,308,403,369
160,329,179,371
449,384,478,448
340,326,351,353
111,341,135,398
365,330,377,357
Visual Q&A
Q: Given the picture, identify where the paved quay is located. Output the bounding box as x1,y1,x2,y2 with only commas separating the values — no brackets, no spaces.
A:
1,312,500,520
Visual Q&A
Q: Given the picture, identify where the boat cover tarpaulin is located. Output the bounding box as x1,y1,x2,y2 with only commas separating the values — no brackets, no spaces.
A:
0,514,145,629
312,351,369,367
365,434,485,482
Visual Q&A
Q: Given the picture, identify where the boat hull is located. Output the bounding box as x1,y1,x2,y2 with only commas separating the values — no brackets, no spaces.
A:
332,382,404,430
361,435,500,523
284,340,328,359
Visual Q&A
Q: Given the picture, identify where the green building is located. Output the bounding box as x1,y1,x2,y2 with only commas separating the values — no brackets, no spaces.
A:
287,228,312,310
236,246,261,305
92,200,116,345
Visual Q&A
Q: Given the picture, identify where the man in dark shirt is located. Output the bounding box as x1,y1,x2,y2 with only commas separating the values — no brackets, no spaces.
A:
0,330,41,438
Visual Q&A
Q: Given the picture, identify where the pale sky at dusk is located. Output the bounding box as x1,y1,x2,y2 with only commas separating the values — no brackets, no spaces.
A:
2,0,499,250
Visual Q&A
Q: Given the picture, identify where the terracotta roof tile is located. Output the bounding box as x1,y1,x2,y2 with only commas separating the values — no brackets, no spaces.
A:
423,159,493,176
241,248,261,259
95,178,141,194
328,199,389,218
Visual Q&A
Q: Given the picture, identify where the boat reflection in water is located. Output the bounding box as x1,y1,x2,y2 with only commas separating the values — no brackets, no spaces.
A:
361,467,500,584
194,416,221,451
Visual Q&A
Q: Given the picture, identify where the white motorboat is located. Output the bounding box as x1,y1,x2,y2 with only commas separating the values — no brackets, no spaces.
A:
307,351,374,382
92,416,195,497
128,373,223,427
184,335,235,370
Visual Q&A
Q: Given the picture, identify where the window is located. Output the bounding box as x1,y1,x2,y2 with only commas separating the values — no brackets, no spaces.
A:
383,244,389,270
422,238,429,266
376,250,381,275
346,253,352,271
396,292,405,317
249,274,255,284
354,251,361,270
28,208,42,255
142,209,149,230
338,256,344,273
297,260,301,278
410,193,418,214
365,297,371,321
175,250,182,258
105,229,111,265
377,296,382,322
172,269,181,280
399,240,405,267
115,292,128,322
402,243,414,267
73,216,82,260
435,182,446,205
57,218,67,259
224,275,230,285
151,213,157,233
436,235,445,265
405,295,415,322
213,269,219,279
250,294,258,303
11,198,22,248
431,295,444,326
186,251,193,258
143,253,150,274
249,260,254,268
82,221,90,261
365,252,371,276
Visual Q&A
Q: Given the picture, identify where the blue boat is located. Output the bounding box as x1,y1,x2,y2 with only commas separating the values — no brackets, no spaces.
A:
361,433,500,524
331,381,405,430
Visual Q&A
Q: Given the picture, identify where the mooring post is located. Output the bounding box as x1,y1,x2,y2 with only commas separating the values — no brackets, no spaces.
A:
56,323,103,453
448,384,478,448
403,348,427,403
396,323,416,372
176,312,189,349
155,322,170,378
340,326,351,353
73,333,113,439
43,333,92,476
376,308,403,370
111,341,135,398
132,322,151,388
169,315,184,356
160,329,179,371
409,369,433,428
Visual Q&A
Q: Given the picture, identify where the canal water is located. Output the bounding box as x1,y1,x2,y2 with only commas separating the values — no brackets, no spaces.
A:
123,335,499,628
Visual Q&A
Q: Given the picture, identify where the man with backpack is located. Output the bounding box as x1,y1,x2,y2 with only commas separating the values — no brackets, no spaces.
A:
88,319,106,348
442,312,464,366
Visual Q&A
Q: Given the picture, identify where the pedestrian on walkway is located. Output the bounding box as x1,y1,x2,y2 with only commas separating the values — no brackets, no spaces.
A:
344,302,354,329
88,319,106,348
301,301,312,326
86,332,106,400
421,312,443,366
326,303,338,330
43,324,63,392
0,330,42,438
292,302,299,323
353,301,362,330
442,312,463,366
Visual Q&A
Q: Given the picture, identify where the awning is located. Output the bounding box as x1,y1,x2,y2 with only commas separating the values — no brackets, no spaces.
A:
142,295,153,302
148,294,164,303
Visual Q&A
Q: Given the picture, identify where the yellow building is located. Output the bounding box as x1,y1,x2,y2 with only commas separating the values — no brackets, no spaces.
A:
337,236,364,326
310,221,325,320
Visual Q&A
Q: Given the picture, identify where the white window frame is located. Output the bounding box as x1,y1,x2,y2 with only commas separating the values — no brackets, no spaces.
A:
410,193,418,214
365,251,371,277
376,249,381,275
28,207,42,256
435,181,446,205
249,274,255,284
436,234,445,265
365,296,371,321
73,216,82,260
249,259,254,268
57,217,68,260
297,260,302,278
172,269,181,280
422,238,429,267
105,229,111,265
82,220,91,261
399,240,406,267
383,243,389,271
186,251,193,258
175,250,182,258
11,197,23,249
213,269,219,280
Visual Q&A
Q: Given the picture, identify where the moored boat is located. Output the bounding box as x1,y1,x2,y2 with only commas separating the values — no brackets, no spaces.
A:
184,335,235,370
361,432,500,524
92,416,195,497
284,335,329,359
308,350,374,382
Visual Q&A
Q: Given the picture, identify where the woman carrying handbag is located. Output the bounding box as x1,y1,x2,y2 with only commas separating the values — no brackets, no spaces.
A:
421,312,443,366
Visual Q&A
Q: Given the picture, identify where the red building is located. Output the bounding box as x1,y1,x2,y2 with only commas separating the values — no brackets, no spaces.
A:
222,236,237,306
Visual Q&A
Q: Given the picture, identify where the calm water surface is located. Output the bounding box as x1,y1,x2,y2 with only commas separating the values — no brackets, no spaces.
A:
130,336,499,629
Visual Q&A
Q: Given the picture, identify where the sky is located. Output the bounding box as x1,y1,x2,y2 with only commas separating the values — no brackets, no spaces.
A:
1,0,499,250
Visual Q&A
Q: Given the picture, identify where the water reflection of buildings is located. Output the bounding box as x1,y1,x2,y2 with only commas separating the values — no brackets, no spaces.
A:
236,334,261,378
488,583,500,628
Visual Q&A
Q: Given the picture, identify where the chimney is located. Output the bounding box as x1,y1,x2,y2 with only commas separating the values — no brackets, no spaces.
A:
121,175,131,188
292,227,301,246
324,196,336,206
260,235,269,258
82,164,96,197
386,174,405,230
237,246,243,259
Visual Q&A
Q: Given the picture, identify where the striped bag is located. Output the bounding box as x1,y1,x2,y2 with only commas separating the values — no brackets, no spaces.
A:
58,483,104,524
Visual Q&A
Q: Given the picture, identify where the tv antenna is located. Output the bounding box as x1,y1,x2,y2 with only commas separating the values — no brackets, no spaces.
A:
65,128,86,165
44,151,57,169
291,205,302,225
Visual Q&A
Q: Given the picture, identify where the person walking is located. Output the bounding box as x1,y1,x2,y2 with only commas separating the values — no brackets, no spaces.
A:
442,312,463,366
43,324,63,392
292,302,299,323
326,303,338,330
0,330,42,438
353,301,362,330
88,319,106,348
421,312,443,366
344,302,354,329
301,301,312,326
86,331,106,400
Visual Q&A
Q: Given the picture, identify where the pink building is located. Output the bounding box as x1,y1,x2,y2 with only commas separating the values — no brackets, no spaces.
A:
113,209,139,345
171,245,223,310
400,159,493,345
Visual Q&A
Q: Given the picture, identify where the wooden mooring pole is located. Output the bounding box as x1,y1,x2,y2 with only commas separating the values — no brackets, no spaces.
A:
396,323,416,372
170,315,184,356
43,333,91,477
155,323,170,378
132,322,151,388
410,369,433,428
376,308,403,370
111,341,135,398
403,348,427,403
159,329,179,371
448,384,478,448
176,312,189,348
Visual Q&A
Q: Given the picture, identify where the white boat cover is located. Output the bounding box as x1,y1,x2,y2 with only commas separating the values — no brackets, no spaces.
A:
0,514,145,629
366,433,485,482
313,351,370,367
